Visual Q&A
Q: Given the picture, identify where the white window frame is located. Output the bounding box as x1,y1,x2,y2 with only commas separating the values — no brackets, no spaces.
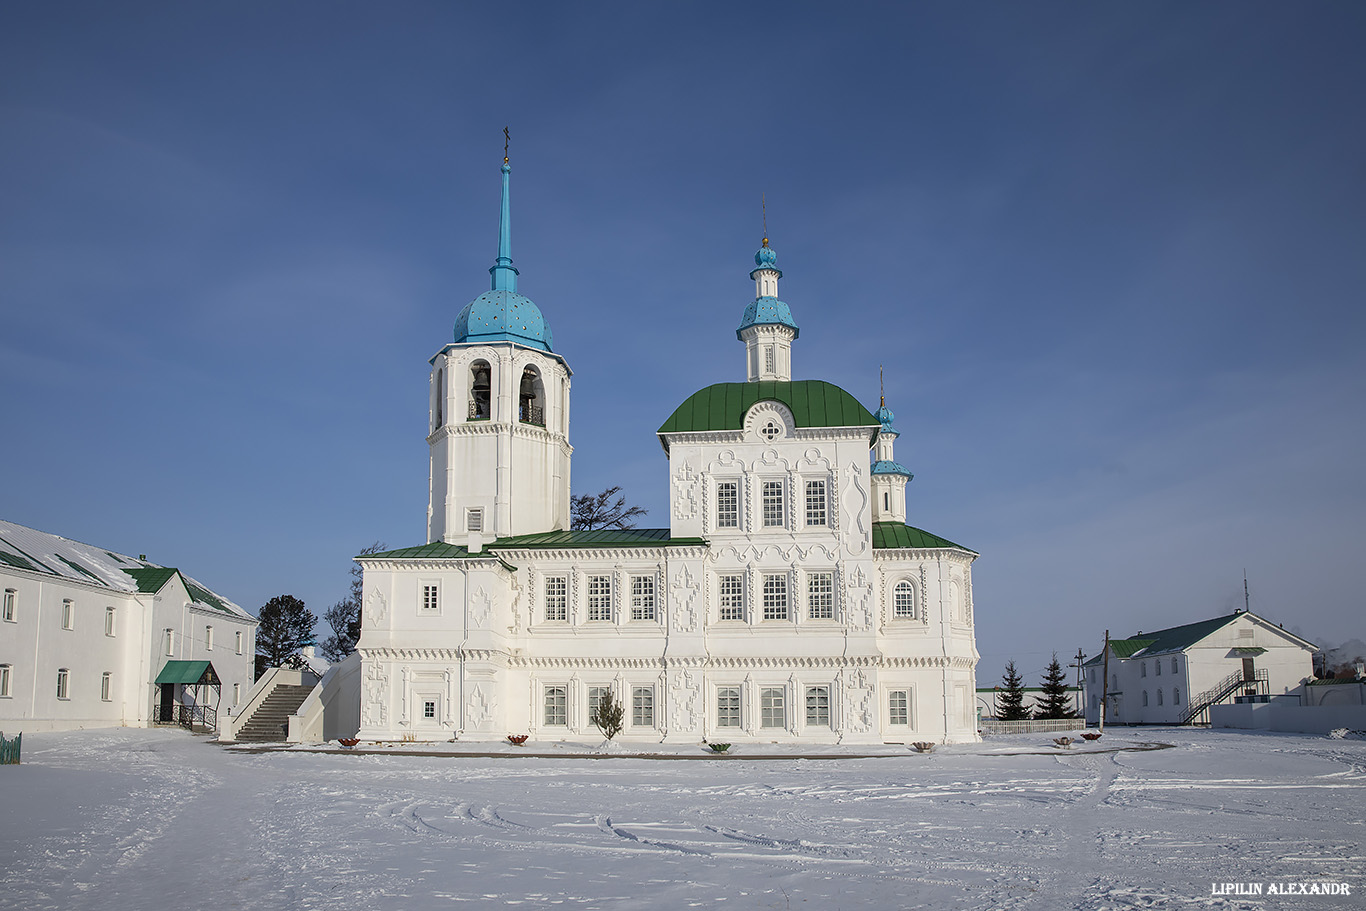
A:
101,671,112,702
61,599,74,630
165,628,175,657
3,589,15,622
718,574,745,622
888,689,909,726
716,480,739,529
466,507,484,533
105,606,117,637
893,580,916,619
0,664,11,698
56,668,70,700
205,625,214,651
236,630,244,655
804,479,827,527
544,576,568,622
586,575,612,622
805,685,830,727
422,698,438,720
587,685,610,725
807,572,834,620
544,685,568,726
762,574,788,621
761,480,784,527
631,686,654,728
420,583,440,614
630,575,656,622
716,685,741,728
760,687,786,729
233,682,241,706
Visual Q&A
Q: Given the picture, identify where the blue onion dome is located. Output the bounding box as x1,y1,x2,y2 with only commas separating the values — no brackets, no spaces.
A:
453,290,554,352
871,459,913,479
754,243,778,268
875,404,897,432
736,297,799,340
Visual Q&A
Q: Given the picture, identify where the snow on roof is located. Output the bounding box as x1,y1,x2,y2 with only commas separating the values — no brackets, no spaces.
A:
0,518,252,621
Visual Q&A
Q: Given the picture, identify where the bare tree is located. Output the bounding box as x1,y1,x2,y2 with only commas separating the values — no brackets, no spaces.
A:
570,486,647,531
320,542,386,662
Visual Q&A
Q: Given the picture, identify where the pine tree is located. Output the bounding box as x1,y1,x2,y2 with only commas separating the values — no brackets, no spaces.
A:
320,542,386,662
255,594,316,678
1035,653,1079,719
997,659,1031,721
590,688,625,740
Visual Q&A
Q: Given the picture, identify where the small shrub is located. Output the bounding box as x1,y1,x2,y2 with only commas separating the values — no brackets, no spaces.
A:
591,690,625,740
708,743,731,753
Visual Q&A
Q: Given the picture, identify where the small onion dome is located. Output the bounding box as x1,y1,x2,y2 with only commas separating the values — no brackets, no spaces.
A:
754,244,778,268
875,404,898,433
871,459,913,479
736,297,799,340
453,289,554,352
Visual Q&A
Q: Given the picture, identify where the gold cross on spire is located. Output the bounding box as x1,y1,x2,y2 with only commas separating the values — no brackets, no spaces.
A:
761,192,769,247
503,126,510,164
880,365,885,408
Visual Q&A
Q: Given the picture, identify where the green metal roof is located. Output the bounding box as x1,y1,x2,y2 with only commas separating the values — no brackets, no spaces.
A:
364,529,707,563
1308,676,1362,686
871,522,972,553
1128,614,1244,655
154,660,218,685
1232,646,1267,656
1109,638,1156,659
657,381,879,443
124,566,179,593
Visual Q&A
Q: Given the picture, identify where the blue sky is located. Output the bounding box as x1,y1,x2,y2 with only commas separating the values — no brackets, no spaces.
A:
3,2,1363,685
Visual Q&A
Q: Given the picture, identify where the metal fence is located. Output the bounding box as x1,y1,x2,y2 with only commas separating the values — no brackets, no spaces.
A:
0,731,19,765
980,719,1086,735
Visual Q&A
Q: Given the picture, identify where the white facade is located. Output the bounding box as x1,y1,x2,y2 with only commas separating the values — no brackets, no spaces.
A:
1082,610,1314,726
354,163,981,745
0,518,257,732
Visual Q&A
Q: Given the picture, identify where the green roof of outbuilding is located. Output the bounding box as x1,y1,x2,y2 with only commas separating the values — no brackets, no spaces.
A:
154,660,217,685
1084,611,1312,666
361,529,706,564
871,522,974,553
1109,637,1156,658
124,566,180,593
657,381,879,443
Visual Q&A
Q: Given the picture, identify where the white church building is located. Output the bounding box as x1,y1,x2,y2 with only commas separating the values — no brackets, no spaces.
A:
352,157,981,745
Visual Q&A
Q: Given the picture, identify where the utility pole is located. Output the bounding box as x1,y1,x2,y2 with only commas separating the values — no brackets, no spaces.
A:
1100,630,1110,733
1071,647,1087,718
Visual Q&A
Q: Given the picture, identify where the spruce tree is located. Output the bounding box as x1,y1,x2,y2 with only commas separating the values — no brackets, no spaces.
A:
997,659,1031,721
590,688,625,739
1035,653,1079,719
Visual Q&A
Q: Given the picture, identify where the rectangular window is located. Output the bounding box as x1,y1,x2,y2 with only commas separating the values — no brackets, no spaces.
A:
544,686,567,726
807,572,834,620
56,668,69,700
805,686,830,727
0,664,11,698
205,625,214,651
762,481,784,527
105,606,116,637
716,686,741,728
424,700,437,719
236,631,244,655
587,575,612,621
760,687,786,729
421,584,439,613
762,575,788,621
165,629,174,657
101,672,112,702
544,576,568,621
630,576,655,621
716,481,739,529
804,479,827,526
466,508,484,532
587,685,610,721
632,686,654,727
61,599,73,630
3,589,15,622
889,690,909,726
718,575,745,621
233,683,241,706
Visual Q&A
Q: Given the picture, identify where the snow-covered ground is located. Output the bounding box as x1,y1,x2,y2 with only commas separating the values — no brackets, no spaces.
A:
2,728,1363,910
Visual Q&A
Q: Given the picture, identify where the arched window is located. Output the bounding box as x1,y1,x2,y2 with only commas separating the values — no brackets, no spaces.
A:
519,367,544,425
893,581,915,619
469,361,491,421
1156,689,1164,705
1142,690,1149,706
1173,688,1181,705
105,606,116,637
56,668,70,700
1141,662,1147,677
1155,659,1162,676
434,368,444,428
1172,657,1179,674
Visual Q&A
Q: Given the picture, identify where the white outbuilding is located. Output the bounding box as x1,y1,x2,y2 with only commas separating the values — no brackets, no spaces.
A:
352,158,982,745
0,518,257,733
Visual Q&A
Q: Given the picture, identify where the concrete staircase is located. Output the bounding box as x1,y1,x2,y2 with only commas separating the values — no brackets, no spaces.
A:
233,684,315,742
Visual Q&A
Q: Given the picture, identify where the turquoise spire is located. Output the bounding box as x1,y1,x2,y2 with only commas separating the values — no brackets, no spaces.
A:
489,160,519,292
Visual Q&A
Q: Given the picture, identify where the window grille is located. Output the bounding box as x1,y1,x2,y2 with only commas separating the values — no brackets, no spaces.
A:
587,576,612,621
716,481,739,529
544,577,567,621
804,480,827,526
56,668,69,700
889,690,909,725
718,575,744,621
61,599,73,630
805,686,830,727
105,606,116,637
422,585,439,613
893,581,915,619
716,686,741,727
807,573,834,620
466,508,484,532
632,687,654,727
630,576,655,621
544,686,567,725
587,685,609,720
762,575,788,621
101,672,112,702
0,664,12,698
762,481,783,526
4,589,16,622
760,687,786,728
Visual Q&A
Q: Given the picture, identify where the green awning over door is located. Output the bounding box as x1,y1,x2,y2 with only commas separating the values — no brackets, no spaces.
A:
155,660,219,685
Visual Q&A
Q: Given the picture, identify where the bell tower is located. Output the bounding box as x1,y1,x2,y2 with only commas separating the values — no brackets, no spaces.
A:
425,145,572,547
